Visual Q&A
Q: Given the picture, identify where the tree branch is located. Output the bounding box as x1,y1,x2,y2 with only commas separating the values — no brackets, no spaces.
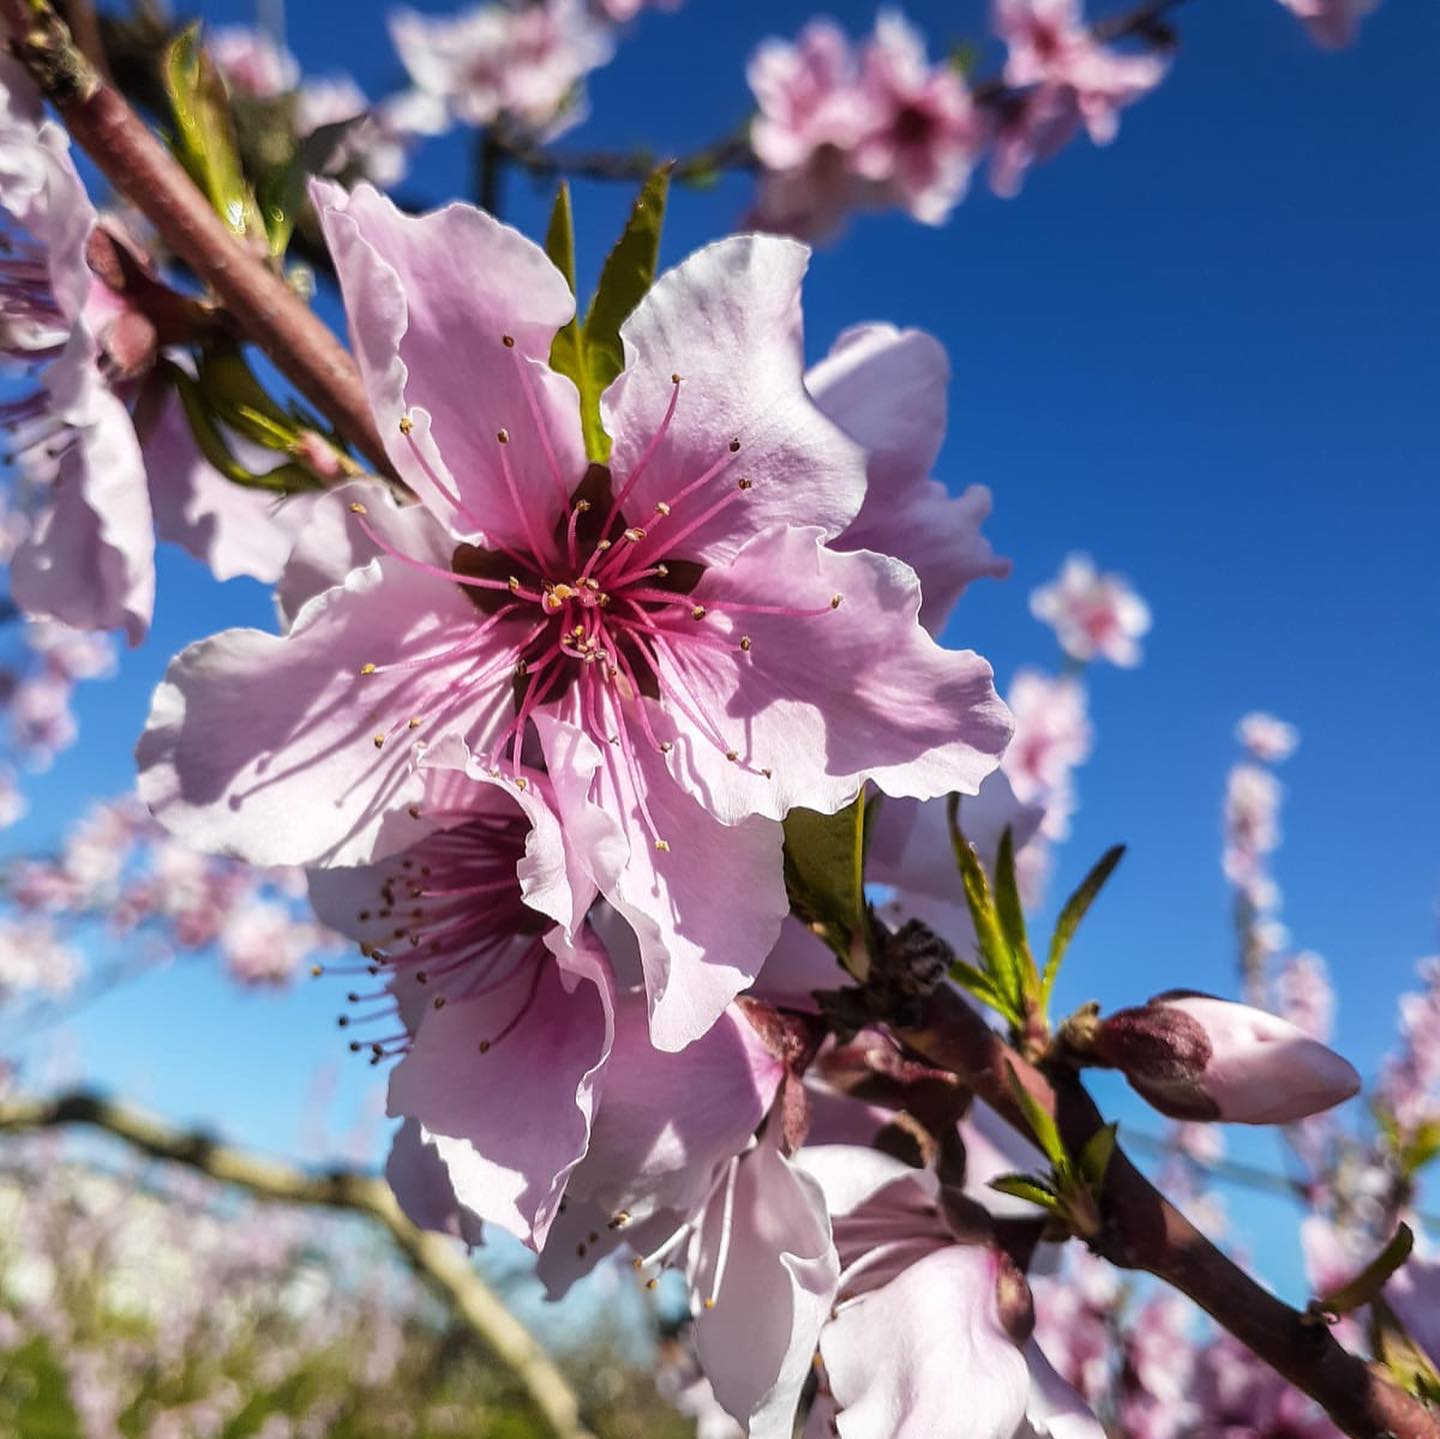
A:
0,1,392,479
894,986,1440,1439
0,1090,597,1439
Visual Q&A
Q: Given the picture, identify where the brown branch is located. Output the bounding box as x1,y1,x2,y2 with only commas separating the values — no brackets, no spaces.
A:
0,1089,597,1439
894,986,1440,1439
1,1,392,478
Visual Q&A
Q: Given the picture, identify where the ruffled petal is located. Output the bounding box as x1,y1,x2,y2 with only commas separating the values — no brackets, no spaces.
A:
313,180,586,543
660,527,1011,824
385,1117,486,1245
602,235,866,564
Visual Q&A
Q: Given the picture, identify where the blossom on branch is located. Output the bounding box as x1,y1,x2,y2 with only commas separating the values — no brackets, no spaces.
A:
1029,552,1151,667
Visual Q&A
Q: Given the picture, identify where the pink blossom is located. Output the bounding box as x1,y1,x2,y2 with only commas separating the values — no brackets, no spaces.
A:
806,323,1010,634
596,0,682,19
1273,951,1334,1042
800,1146,1101,1439
990,0,1167,197
207,26,299,99
0,915,82,998
1237,711,1300,764
1117,1291,1196,1439
1377,957,1440,1137
390,0,614,139
9,674,77,765
0,766,24,829
219,897,330,986
1029,553,1151,667
1274,0,1379,49
293,77,448,189
140,184,1011,1050
1194,1334,1341,1439
852,11,984,225
1095,991,1361,1124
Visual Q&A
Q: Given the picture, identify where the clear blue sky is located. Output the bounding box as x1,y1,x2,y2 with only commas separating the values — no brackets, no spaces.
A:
3,0,1437,1306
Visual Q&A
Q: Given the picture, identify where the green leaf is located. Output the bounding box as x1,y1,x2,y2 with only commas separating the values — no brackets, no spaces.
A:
165,25,264,243
1318,1224,1414,1318
988,1174,1060,1212
782,791,866,956
993,826,1036,1000
1041,844,1126,1002
948,958,1011,1017
1005,1061,1067,1170
544,181,577,291
1078,1122,1118,1189
575,168,670,462
946,795,1021,1009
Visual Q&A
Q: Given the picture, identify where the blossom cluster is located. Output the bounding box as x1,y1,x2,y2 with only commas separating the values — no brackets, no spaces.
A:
1,792,337,996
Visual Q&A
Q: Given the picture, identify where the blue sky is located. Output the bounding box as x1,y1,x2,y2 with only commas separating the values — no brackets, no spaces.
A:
2,0,1437,1307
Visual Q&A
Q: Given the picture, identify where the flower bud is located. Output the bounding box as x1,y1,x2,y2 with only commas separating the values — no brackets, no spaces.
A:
1093,991,1360,1124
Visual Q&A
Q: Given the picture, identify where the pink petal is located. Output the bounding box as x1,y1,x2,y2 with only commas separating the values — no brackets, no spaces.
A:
537,712,788,1051
663,526,1012,824
821,1246,1030,1439
691,1133,839,1438
385,1117,486,1245
313,180,585,545
137,558,509,867
564,990,783,1224
10,383,154,645
388,939,614,1249
602,235,866,564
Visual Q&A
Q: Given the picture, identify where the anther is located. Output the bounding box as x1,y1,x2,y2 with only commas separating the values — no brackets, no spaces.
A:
703,1297,716,1310
761,767,773,779
671,372,681,385
408,717,422,729
497,429,509,444
830,594,843,609
655,501,671,516
508,576,521,591
645,1278,659,1291
311,965,324,978
407,805,422,819
398,415,413,435
433,995,446,1009
478,1040,491,1054
575,498,592,513
725,749,738,762
691,605,707,620
655,564,669,577
623,527,647,543
737,478,752,490
349,502,368,515
359,663,376,676
514,660,528,677
502,334,515,348
609,1211,631,1229
659,741,672,753
596,539,612,551
654,838,671,852
739,636,752,652
728,438,740,452
373,734,386,749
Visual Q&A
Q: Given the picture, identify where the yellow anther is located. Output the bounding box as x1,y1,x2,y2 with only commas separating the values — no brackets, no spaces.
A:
725,749,738,762
623,526,647,543
830,593,843,609
348,501,368,515
739,636,752,652
655,501,671,516
515,777,528,791
497,428,509,444
407,805,422,819
671,372,681,384
359,662,377,676
656,563,669,577
654,838,671,852
408,717,422,729
551,583,578,602
659,741,673,753
597,538,612,551
691,605,707,620
373,734,386,749
645,1278,658,1291
508,575,522,591
703,1297,717,1310
398,415,413,435
575,498,592,512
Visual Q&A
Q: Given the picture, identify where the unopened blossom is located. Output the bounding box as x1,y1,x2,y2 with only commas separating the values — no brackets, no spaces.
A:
207,25,300,100
390,0,614,138
800,1146,1102,1439
1238,711,1300,764
1275,0,1379,49
1093,991,1361,1124
991,0,1167,197
140,183,1011,1050
805,323,1010,633
852,11,983,225
1030,553,1151,667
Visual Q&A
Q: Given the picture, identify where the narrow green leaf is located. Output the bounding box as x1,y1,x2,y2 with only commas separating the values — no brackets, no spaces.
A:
165,26,264,243
782,790,866,954
1005,1061,1068,1170
993,826,1036,999
544,181,577,291
988,1174,1061,1212
1318,1224,1414,1318
946,795,1021,1008
1041,844,1126,1002
1078,1122,1119,1189
948,959,1015,1022
573,167,670,462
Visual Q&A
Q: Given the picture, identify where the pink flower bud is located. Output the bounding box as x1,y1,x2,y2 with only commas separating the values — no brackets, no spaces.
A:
1093,991,1360,1124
